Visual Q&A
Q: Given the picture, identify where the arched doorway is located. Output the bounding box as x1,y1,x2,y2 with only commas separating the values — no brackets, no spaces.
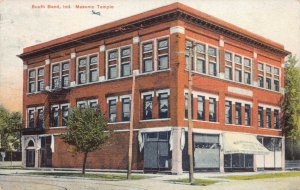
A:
26,140,35,167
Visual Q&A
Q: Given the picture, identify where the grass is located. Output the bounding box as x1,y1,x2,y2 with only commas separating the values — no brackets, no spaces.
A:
169,178,218,186
28,172,148,180
221,172,300,180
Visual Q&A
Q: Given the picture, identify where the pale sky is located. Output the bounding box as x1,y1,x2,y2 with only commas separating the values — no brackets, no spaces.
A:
0,0,299,112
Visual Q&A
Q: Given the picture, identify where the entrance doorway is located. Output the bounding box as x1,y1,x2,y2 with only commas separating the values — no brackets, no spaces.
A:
143,132,171,171
26,140,35,167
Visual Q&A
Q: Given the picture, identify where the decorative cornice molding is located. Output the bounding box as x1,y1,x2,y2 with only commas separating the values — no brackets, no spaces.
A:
19,9,289,61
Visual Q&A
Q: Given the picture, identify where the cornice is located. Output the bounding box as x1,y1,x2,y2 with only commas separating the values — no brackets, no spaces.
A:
18,7,290,61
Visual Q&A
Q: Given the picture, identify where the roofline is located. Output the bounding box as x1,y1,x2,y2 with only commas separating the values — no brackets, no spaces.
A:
19,2,290,59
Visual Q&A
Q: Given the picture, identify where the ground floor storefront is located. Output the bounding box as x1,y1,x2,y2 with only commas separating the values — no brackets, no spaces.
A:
21,127,285,173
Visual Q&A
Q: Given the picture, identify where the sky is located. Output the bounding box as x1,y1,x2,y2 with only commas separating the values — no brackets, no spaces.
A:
0,0,299,113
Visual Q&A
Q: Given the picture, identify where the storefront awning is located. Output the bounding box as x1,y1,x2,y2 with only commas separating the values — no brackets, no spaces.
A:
223,132,269,155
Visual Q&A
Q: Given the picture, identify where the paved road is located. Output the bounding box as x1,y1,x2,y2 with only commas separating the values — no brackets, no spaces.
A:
0,174,299,190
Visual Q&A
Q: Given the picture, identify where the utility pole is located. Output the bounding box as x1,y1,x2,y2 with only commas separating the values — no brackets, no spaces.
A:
188,46,194,183
127,71,136,180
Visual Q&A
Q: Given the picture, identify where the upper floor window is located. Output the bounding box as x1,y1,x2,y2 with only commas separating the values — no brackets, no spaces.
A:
234,55,242,65
235,103,242,125
196,44,206,73
225,101,232,124
266,65,272,74
28,70,36,93
61,104,69,127
37,68,45,91
258,63,264,71
244,58,251,67
274,109,280,129
245,104,251,126
78,54,99,83
157,39,169,70
258,107,264,128
266,108,272,128
225,66,232,80
52,64,61,89
37,107,44,129
244,72,251,85
235,69,242,83
225,52,232,62
51,105,59,127
122,97,131,121
51,60,70,89
28,109,35,128
142,42,154,73
108,99,117,122
158,92,169,118
121,48,131,77
274,68,280,76
208,47,217,76
197,96,205,120
143,94,153,120
258,76,264,88
61,62,70,87
77,99,98,110
209,98,216,122
274,80,280,92
266,78,272,90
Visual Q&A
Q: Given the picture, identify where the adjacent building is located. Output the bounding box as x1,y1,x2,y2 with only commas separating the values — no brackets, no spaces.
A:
18,3,290,173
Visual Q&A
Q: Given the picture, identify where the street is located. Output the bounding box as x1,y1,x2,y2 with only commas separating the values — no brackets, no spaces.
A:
0,172,299,190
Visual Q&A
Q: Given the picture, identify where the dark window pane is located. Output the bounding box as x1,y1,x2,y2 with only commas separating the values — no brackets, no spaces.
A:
122,98,131,121
159,93,169,118
109,99,117,122
196,59,205,73
197,96,205,120
108,66,117,79
121,63,131,77
209,98,216,122
225,101,232,124
143,95,152,120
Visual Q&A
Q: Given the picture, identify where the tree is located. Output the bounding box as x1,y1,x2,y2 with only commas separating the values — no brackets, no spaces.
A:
63,107,112,174
0,106,22,152
281,55,300,159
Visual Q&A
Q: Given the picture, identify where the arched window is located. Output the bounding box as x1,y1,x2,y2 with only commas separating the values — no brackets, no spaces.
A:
27,140,34,147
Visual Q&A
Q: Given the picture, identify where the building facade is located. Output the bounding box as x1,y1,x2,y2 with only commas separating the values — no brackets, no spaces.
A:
19,3,290,173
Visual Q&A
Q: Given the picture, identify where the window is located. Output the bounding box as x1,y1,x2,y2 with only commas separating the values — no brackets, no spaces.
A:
266,108,271,128
143,95,153,120
195,43,206,73
244,58,251,67
62,105,69,126
158,39,169,70
235,69,242,82
109,99,117,122
142,42,153,73
197,96,205,120
209,98,216,122
37,68,45,91
274,68,280,75
122,98,131,121
225,101,232,124
266,65,272,74
28,70,36,93
51,106,59,127
235,103,242,125
121,48,131,77
28,109,35,128
258,107,264,128
274,80,280,92
51,64,61,89
108,50,118,79
185,40,193,70
37,108,44,128
258,63,264,71
258,76,264,87
89,101,98,109
196,59,205,73
245,104,251,126
244,72,251,84
209,62,216,76
234,55,242,64
208,47,216,57
62,62,70,87
225,67,232,80
225,52,232,61
158,93,169,118
89,56,98,82
266,78,272,90
274,110,280,129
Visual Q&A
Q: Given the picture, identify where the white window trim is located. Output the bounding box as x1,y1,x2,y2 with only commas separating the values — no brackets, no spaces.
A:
156,89,170,96
107,96,118,103
225,97,253,107
184,89,219,101
120,94,132,100
141,91,155,99
258,103,281,111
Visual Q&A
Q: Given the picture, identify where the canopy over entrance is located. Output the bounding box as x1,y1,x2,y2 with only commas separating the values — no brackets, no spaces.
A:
223,132,269,155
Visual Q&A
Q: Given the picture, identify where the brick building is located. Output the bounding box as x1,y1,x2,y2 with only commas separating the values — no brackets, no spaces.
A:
18,3,290,173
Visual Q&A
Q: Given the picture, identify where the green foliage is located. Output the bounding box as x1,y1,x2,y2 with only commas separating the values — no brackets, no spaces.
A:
63,107,112,153
282,55,300,140
0,106,22,151
62,107,112,174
